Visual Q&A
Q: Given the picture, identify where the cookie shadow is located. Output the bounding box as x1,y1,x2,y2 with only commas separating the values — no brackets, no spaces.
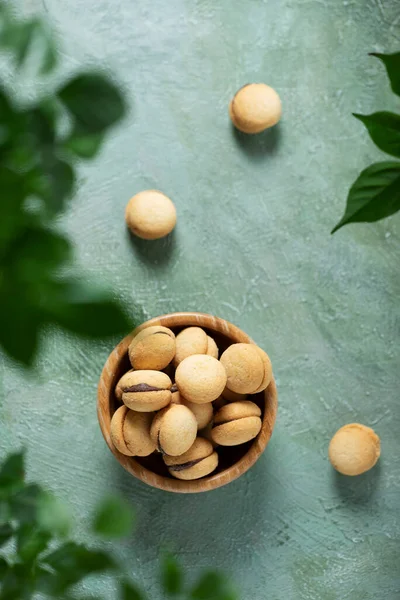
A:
231,124,281,160
127,229,177,268
332,461,382,505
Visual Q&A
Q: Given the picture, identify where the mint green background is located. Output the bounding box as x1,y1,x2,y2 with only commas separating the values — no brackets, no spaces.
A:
1,1,400,599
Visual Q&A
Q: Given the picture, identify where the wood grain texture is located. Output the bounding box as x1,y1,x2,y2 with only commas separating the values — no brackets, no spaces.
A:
98,312,278,493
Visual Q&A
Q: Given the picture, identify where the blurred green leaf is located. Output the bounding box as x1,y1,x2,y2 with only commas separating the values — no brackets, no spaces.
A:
0,562,36,600
0,556,9,580
38,156,75,214
0,523,13,547
0,15,57,75
371,51,400,96
36,491,72,537
58,73,126,133
0,291,42,365
120,580,146,600
12,226,72,282
17,524,50,563
43,542,117,591
332,161,400,233
0,452,25,497
45,278,131,338
191,571,238,600
10,484,42,523
354,111,400,158
93,495,135,539
161,553,183,595
0,167,29,251
63,129,104,159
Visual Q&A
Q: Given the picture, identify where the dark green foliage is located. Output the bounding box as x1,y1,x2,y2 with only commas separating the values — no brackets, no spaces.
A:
332,52,400,233
92,496,135,539
0,451,238,600
0,4,131,365
161,552,184,595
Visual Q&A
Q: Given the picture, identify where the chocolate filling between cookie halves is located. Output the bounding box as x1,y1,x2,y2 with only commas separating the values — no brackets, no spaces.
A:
123,383,165,393
168,457,206,472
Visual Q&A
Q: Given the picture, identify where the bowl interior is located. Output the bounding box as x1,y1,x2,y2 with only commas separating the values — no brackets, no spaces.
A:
99,313,277,492
110,325,266,477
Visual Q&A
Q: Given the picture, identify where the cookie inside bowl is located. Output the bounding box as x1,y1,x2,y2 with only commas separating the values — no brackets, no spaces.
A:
98,312,277,492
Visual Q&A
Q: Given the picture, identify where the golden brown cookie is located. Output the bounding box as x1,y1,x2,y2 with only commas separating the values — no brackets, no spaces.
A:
229,83,282,134
206,336,219,359
212,401,262,446
121,370,172,412
164,437,218,480
128,326,176,371
125,190,177,240
173,327,208,366
115,369,134,401
220,344,264,394
110,406,155,456
251,347,273,394
150,403,197,456
175,354,227,404
328,423,380,476
221,387,247,403
172,390,213,429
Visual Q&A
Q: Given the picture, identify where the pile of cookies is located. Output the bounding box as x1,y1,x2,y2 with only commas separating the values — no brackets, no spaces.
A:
110,325,273,480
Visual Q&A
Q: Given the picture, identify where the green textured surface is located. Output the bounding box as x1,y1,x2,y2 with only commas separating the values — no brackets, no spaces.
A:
1,1,400,598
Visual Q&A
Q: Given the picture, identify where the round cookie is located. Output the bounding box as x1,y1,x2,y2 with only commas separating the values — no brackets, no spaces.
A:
164,437,218,480
110,406,155,457
212,401,262,446
175,354,227,404
129,326,176,371
172,390,213,429
328,423,380,476
222,386,247,403
229,83,281,134
150,404,197,456
125,190,176,240
206,336,219,359
220,344,264,394
251,347,273,394
115,369,134,401
173,327,208,366
121,370,172,412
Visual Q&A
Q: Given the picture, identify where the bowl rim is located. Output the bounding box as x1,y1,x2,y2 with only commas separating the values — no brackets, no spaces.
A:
97,311,278,493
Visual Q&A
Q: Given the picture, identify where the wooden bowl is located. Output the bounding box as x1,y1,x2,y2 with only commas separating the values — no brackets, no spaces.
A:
97,312,278,493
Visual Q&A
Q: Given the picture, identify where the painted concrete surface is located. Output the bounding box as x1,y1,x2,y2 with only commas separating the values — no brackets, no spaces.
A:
1,0,400,598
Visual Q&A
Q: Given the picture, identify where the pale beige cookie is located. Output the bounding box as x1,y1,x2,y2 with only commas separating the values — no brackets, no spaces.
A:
220,344,264,394
206,336,219,359
251,347,273,394
328,423,380,476
221,386,247,403
128,326,176,371
173,327,208,366
172,390,213,429
164,437,218,480
212,401,262,446
125,190,176,240
121,370,172,412
115,369,134,401
110,406,155,456
150,404,197,456
229,83,282,134
175,354,227,404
